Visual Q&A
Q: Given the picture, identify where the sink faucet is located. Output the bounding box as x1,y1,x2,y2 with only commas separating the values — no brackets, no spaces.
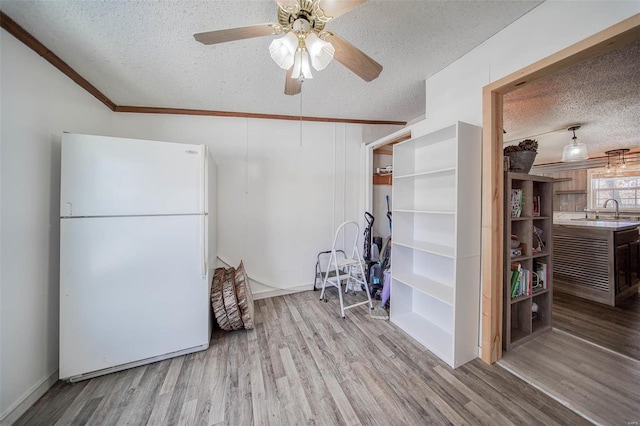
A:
603,199,620,219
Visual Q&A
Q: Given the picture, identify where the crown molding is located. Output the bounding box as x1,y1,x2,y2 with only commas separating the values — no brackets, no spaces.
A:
1,11,406,126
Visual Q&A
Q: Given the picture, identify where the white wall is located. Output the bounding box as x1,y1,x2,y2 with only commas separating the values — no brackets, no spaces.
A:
0,31,113,423
419,1,640,354
111,113,368,297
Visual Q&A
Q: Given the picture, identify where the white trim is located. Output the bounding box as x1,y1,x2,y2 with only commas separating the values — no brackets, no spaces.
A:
587,167,640,212
0,369,58,425
252,283,311,300
586,167,598,210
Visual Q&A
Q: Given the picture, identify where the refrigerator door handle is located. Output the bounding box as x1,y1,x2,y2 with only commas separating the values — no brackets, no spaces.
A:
199,145,206,279
200,214,206,279
200,145,206,214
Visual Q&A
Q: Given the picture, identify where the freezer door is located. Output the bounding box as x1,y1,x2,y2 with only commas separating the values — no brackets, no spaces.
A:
60,215,209,379
61,133,205,217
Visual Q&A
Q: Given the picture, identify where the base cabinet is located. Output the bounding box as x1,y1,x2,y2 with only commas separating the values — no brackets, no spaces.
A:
554,225,640,306
390,121,482,368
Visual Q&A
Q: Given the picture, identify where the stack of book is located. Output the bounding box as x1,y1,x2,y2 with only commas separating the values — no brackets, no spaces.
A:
510,262,531,298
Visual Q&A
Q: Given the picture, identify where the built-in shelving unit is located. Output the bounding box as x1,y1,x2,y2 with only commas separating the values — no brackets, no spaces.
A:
504,172,554,351
372,131,412,186
390,122,482,368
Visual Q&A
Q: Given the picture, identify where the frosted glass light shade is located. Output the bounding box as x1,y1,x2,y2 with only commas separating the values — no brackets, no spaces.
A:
269,32,298,70
561,142,588,162
305,32,335,70
291,49,313,79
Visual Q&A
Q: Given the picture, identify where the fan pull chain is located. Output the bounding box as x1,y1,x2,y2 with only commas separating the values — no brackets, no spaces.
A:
299,86,303,147
245,119,249,195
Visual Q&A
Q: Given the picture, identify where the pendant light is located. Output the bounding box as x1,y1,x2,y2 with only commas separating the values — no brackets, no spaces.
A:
604,150,614,176
604,148,630,176
561,125,588,162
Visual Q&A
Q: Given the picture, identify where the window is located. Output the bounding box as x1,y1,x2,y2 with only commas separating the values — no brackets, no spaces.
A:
588,168,640,211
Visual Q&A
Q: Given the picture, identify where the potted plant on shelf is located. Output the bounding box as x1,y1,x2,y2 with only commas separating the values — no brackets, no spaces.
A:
504,139,538,173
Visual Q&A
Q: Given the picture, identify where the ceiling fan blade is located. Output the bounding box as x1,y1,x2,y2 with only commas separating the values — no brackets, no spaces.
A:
194,24,279,45
323,32,382,82
318,0,367,19
284,67,302,96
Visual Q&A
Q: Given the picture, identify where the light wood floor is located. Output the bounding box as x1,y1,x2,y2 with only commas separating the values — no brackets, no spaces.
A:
17,290,588,425
500,329,640,426
553,289,640,360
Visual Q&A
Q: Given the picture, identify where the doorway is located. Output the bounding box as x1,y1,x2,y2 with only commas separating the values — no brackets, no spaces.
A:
365,131,411,256
480,14,640,364
502,38,640,360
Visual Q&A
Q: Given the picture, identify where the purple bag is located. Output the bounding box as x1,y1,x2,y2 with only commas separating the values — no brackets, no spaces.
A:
381,270,391,307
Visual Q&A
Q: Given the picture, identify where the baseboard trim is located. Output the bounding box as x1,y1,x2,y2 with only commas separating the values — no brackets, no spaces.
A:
0,369,58,425
253,283,311,300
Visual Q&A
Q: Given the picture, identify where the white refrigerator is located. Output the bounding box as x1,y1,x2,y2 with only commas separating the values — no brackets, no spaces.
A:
59,133,216,382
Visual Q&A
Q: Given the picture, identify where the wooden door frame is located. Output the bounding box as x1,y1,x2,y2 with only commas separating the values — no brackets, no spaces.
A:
480,14,640,363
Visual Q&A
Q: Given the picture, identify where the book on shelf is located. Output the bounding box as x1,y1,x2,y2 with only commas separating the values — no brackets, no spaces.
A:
536,262,547,290
532,196,541,216
511,189,523,218
533,226,545,252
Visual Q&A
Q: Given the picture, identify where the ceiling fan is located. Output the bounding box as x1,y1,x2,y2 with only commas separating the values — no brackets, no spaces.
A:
193,0,383,95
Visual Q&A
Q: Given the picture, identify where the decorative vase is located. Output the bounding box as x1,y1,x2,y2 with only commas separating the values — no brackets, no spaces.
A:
506,151,537,173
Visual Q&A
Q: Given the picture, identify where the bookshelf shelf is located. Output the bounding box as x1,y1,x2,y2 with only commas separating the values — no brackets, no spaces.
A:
504,172,554,351
394,167,457,180
532,252,551,259
555,190,587,195
394,209,455,215
509,294,530,305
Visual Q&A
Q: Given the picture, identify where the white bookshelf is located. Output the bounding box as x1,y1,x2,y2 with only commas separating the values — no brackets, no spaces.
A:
390,121,482,368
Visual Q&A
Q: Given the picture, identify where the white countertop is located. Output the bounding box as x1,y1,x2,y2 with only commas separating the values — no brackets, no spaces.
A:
554,220,640,231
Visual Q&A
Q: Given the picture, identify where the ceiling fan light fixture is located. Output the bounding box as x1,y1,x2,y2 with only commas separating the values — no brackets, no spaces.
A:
305,32,335,70
269,31,298,70
561,125,588,162
291,49,313,80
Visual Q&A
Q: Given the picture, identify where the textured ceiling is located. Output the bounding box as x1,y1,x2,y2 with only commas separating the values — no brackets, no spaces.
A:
504,39,640,165
0,0,542,123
